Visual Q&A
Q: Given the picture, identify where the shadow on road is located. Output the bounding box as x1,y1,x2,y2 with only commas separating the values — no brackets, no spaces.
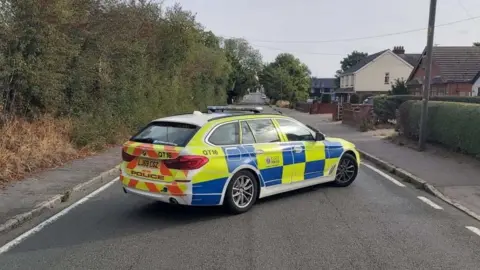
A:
7,182,337,254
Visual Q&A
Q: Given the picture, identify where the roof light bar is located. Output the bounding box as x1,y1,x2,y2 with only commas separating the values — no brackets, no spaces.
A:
207,106,263,113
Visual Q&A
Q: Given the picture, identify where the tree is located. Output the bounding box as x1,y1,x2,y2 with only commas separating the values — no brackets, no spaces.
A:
334,51,368,87
474,42,480,47
259,53,311,104
223,38,263,101
0,0,232,147
390,78,409,95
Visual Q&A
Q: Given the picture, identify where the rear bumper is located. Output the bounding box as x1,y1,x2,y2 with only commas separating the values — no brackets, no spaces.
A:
120,174,224,206
123,186,190,205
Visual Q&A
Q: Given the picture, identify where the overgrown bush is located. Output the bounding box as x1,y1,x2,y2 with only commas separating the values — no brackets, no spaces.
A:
0,1,230,148
398,101,480,156
374,95,480,123
0,1,236,181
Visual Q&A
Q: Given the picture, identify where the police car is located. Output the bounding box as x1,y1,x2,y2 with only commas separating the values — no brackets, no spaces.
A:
120,106,360,214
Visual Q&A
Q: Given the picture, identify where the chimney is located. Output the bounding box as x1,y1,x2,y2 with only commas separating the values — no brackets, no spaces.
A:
393,46,405,55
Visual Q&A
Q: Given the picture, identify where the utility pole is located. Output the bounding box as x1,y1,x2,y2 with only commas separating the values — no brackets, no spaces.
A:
418,0,437,151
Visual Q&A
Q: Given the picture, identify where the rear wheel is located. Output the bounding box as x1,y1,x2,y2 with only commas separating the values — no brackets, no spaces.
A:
332,153,358,187
224,170,258,214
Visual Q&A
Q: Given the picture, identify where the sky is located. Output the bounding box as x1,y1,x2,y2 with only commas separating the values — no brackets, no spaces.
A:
161,0,480,77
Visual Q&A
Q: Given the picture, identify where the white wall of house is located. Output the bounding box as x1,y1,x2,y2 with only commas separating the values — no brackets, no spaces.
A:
472,76,480,96
354,51,414,92
339,74,354,88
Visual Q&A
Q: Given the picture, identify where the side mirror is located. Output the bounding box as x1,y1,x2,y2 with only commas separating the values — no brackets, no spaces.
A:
315,131,325,141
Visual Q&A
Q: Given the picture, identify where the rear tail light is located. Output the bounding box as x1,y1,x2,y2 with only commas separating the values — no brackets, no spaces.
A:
122,150,135,162
163,155,209,170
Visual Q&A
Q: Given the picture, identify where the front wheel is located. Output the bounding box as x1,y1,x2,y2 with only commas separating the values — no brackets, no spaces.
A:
224,170,259,214
332,153,358,187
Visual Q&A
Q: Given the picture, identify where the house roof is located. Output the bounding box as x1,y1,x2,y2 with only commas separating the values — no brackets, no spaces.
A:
429,46,480,82
399,54,422,66
343,50,387,74
342,50,421,75
312,77,336,88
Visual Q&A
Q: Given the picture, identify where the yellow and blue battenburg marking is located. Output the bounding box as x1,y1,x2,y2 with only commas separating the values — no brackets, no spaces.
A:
189,140,346,205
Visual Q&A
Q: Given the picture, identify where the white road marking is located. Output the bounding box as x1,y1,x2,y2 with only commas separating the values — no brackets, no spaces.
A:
466,226,480,237
362,163,406,187
0,177,119,255
417,196,443,210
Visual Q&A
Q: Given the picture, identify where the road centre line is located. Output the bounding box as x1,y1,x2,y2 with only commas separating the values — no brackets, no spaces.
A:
361,163,406,187
0,177,119,255
417,196,443,210
465,226,480,237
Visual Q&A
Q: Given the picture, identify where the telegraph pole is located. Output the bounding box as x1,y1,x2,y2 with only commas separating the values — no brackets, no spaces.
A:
418,0,437,151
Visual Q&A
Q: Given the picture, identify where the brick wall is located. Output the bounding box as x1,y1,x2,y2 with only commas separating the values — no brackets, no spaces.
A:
341,104,374,130
310,103,337,114
295,102,311,113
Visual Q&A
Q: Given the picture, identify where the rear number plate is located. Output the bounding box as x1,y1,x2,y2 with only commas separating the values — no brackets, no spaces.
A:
138,158,160,169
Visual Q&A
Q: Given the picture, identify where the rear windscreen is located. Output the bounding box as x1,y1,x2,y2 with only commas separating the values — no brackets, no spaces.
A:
130,122,199,147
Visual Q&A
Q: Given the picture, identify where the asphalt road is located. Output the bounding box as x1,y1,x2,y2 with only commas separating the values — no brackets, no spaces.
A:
1,101,480,269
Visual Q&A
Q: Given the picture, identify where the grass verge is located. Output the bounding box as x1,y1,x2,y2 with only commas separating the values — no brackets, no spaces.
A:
0,117,94,185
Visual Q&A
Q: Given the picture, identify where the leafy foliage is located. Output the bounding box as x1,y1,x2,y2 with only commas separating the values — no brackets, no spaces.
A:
373,95,480,124
259,53,311,104
474,42,480,47
0,1,233,147
335,51,368,87
390,78,409,95
399,101,480,156
223,38,263,101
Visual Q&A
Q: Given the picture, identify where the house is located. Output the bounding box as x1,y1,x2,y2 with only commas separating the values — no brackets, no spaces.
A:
335,46,421,101
310,77,336,98
407,46,480,96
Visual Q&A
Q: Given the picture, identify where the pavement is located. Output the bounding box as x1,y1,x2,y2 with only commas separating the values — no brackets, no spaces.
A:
274,106,480,219
1,103,480,269
0,147,121,231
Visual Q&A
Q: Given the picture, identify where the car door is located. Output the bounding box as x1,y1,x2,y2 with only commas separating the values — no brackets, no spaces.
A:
275,118,327,182
243,119,292,187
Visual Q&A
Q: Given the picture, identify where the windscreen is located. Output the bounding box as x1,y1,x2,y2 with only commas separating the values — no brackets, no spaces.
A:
130,122,199,147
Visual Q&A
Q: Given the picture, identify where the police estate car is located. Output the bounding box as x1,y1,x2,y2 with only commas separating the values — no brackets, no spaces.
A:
120,106,359,214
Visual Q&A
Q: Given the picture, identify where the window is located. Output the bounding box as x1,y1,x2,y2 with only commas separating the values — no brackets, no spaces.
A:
351,75,355,86
477,87,480,96
241,121,256,144
246,119,280,143
208,122,239,145
384,72,390,84
276,119,315,142
131,122,198,147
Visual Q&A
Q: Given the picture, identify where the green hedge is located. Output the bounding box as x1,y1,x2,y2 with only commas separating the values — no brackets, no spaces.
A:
398,101,480,155
1,1,230,148
374,95,480,123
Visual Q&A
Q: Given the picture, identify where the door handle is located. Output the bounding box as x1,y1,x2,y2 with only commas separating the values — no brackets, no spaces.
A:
255,149,264,154
293,146,303,153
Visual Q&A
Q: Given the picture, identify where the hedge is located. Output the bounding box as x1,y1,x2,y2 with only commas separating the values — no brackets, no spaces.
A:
398,100,480,156
374,95,480,123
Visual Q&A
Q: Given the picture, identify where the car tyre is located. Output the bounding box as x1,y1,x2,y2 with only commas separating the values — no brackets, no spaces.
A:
224,170,259,214
332,153,358,187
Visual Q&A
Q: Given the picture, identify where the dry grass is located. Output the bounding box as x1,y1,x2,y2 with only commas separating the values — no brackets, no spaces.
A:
0,116,91,184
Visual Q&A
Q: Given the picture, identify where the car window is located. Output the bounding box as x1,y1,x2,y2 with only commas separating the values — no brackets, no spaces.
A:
276,119,315,142
241,121,256,144
130,122,198,147
209,122,240,145
246,119,280,143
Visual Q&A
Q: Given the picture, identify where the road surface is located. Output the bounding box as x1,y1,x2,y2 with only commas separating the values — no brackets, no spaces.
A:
1,101,480,270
